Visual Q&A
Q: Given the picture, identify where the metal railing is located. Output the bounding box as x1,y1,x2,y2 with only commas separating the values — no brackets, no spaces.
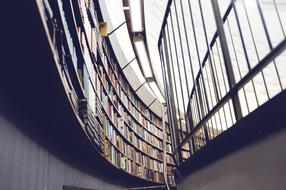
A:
158,0,286,165
42,0,105,153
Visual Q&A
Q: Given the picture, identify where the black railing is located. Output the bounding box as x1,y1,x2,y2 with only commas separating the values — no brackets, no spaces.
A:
158,0,286,165
41,0,105,153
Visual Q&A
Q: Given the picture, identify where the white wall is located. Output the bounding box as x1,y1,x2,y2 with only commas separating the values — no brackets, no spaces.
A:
177,129,286,190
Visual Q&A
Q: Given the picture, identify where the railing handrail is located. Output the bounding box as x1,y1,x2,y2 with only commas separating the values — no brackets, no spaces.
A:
186,2,234,112
174,38,286,155
157,1,234,157
158,0,173,49
158,0,286,163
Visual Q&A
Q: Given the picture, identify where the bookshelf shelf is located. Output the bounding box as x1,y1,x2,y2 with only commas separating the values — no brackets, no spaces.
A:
94,46,172,151
43,0,175,185
98,52,165,138
99,99,164,162
92,55,167,154
100,42,166,130
101,45,164,129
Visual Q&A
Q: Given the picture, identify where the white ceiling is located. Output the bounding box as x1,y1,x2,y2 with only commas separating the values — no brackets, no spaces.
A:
144,0,168,93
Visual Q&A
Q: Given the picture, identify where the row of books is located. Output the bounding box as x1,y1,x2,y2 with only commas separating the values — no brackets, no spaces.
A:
166,165,174,174
105,71,164,140
96,64,168,147
123,113,164,145
75,0,175,183
98,78,167,153
166,144,172,154
103,115,165,162
121,122,164,151
166,154,175,165
182,150,191,160
107,143,165,183
166,134,171,143
167,175,175,185
100,44,165,130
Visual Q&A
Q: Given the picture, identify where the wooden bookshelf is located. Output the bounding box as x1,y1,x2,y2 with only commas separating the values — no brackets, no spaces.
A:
43,0,175,185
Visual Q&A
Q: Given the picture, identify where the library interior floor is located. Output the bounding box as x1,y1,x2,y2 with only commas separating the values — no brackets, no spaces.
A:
0,0,285,190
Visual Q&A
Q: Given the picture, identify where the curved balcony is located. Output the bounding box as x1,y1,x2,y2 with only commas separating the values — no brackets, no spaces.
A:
37,0,175,185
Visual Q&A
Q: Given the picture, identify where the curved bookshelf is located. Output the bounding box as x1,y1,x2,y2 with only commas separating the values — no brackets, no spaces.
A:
40,0,175,184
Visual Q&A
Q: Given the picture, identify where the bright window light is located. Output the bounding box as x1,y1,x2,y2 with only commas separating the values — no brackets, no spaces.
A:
244,0,257,8
149,81,165,103
134,39,153,78
129,0,143,32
